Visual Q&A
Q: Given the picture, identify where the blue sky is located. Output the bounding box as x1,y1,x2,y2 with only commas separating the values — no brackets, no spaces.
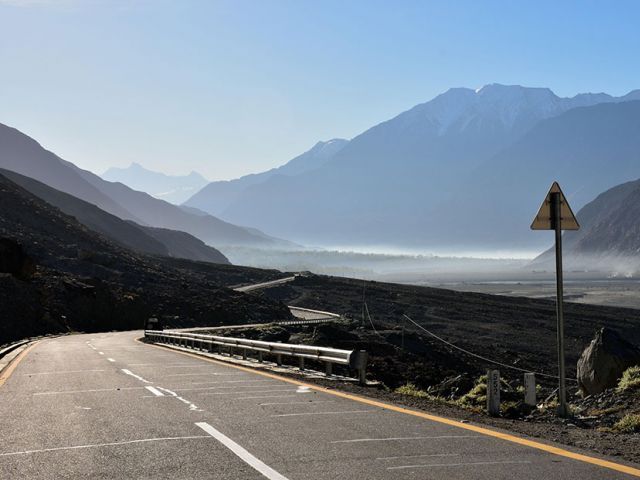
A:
1,0,639,180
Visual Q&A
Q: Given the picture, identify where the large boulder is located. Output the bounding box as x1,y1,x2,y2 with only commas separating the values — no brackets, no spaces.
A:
577,327,640,395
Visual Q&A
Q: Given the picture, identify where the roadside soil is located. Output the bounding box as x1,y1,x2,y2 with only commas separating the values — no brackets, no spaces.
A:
259,273,640,382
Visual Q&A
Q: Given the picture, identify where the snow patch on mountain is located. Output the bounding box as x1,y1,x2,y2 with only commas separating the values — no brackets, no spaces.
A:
406,83,631,137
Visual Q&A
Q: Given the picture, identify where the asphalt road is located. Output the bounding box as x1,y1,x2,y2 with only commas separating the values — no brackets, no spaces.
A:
1,332,638,479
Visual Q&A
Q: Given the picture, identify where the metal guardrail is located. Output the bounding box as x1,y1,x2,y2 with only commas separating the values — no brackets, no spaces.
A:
277,318,338,327
0,339,31,361
166,307,343,333
145,330,368,384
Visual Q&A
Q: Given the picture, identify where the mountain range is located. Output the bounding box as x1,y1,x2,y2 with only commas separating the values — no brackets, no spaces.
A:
0,122,292,251
0,169,229,264
183,84,640,252
186,139,348,215
102,162,209,205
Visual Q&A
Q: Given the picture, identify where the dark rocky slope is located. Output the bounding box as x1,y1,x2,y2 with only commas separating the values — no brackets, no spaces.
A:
259,274,640,381
0,122,290,249
1,169,229,265
0,173,290,345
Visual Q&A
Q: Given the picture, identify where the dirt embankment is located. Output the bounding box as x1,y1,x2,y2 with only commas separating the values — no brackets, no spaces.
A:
260,274,640,382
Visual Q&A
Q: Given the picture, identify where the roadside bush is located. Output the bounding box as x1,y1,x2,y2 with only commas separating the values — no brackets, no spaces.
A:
458,375,488,407
617,366,640,392
613,414,640,433
394,382,452,407
395,382,429,398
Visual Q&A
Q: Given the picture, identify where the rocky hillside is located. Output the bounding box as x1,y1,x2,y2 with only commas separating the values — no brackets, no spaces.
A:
563,178,640,256
1,169,229,265
0,122,291,249
260,273,640,380
0,173,291,345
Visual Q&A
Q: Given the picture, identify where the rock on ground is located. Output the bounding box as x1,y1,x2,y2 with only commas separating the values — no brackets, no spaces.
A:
577,327,640,395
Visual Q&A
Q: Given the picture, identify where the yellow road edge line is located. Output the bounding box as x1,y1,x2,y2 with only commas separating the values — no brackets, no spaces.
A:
139,338,640,477
0,342,39,388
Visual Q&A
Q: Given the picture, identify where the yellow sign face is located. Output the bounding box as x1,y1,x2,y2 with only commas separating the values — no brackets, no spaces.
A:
530,182,580,231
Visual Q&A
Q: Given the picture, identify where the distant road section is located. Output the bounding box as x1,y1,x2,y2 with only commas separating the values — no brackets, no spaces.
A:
233,276,297,293
234,276,341,322
287,306,340,321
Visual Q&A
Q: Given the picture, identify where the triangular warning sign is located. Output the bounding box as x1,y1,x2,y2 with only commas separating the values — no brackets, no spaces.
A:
531,182,580,231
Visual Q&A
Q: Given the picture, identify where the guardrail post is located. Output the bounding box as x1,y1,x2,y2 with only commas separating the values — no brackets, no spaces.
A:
352,350,368,385
299,358,305,371
524,373,537,406
487,369,501,416
276,354,282,366
258,352,263,363
325,362,332,377
242,349,247,360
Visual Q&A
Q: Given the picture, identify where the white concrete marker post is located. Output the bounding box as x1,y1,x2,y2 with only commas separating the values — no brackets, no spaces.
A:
531,182,579,418
486,369,500,416
524,373,537,406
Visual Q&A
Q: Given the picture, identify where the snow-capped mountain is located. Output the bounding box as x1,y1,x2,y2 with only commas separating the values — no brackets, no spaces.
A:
185,84,640,251
395,83,636,138
102,162,209,205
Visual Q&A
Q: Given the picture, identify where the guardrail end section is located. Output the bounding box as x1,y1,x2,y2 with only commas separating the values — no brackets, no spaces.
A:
350,350,368,385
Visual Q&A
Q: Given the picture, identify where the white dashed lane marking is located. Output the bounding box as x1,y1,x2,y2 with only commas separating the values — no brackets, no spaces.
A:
196,422,289,480
145,386,165,397
120,369,150,384
156,387,201,411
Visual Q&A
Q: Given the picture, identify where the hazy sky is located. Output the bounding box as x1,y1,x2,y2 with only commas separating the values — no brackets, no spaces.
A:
1,0,639,180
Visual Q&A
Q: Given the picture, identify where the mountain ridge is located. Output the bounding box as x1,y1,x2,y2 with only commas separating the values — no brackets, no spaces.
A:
102,162,209,205
0,122,293,250
0,169,230,265
185,138,348,215
186,85,640,251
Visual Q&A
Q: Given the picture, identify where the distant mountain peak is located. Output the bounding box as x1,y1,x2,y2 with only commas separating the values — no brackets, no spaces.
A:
408,83,635,136
101,163,209,204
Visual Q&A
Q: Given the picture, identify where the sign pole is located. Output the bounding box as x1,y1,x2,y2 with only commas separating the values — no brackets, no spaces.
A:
531,182,578,418
551,192,568,417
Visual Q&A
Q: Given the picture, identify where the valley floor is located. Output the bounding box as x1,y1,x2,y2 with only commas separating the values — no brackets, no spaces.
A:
425,279,640,310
